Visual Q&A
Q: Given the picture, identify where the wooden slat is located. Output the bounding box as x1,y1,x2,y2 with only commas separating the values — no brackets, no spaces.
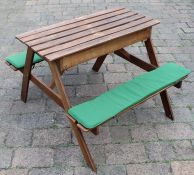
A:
46,20,159,61
20,8,129,42
16,7,124,39
27,11,137,47
59,28,151,70
33,13,144,51
39,17,155,56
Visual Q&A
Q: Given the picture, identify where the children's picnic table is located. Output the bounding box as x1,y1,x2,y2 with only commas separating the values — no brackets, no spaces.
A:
14,7,186,171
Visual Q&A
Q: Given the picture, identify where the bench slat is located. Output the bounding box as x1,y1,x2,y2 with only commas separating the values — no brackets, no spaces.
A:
68,63,191,129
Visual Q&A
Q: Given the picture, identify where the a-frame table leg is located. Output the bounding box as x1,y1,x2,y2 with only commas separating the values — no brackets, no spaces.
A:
90,127,99,135
49,62,71,110
145,37,174,120
92,54,107,72
21,47,34,102
70,120,97,171
48,61,97,172
49,70,65,89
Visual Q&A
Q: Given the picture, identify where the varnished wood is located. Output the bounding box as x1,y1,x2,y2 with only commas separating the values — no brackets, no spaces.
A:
16,8,159,62
66,113,77,123
90,127,100,135
77,124,89,132
48,61,96,171
39,17,153,55
60,28,150,70
49,63,65,89
70,120,96,172
114,48,156,71
28,11,137,47
14,9,169,172
145,37,174,120
30,74,64,108
174,81,182,88
160,91,174,120
21,47,34,102
44,19,159,60
48,61,71,111
17,7,125,39
33,13,143,51
115,48,182,90
92,55,107,72
17,68,64,109
144,37,159,66
49,79,56,89
26,9,130,43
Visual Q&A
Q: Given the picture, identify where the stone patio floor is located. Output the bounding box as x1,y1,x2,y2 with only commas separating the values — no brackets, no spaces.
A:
0,0,194,174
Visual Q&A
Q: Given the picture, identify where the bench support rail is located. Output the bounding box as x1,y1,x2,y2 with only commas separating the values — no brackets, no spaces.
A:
114,48,156,71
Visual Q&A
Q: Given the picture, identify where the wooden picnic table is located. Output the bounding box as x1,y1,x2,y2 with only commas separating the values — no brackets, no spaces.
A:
16,7,174,171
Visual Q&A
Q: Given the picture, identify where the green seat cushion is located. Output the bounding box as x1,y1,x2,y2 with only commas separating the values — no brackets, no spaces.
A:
6,51,43,69
68,63,191,129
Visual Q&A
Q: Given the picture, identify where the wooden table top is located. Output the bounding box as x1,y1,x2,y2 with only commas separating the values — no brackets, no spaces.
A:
16,7,159,62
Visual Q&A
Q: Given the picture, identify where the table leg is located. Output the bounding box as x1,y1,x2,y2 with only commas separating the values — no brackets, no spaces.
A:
145,37,174,120
48,61,96,172
160,91,174,120
49,70,65,89
48,62,71,110
70,120,97,171
21,47,34,102
174,81,182,89
91,127,99,135
92,54,107,72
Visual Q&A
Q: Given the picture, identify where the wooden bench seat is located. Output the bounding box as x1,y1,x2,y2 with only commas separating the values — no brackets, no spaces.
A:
68,63,191,129
6,51,43,69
